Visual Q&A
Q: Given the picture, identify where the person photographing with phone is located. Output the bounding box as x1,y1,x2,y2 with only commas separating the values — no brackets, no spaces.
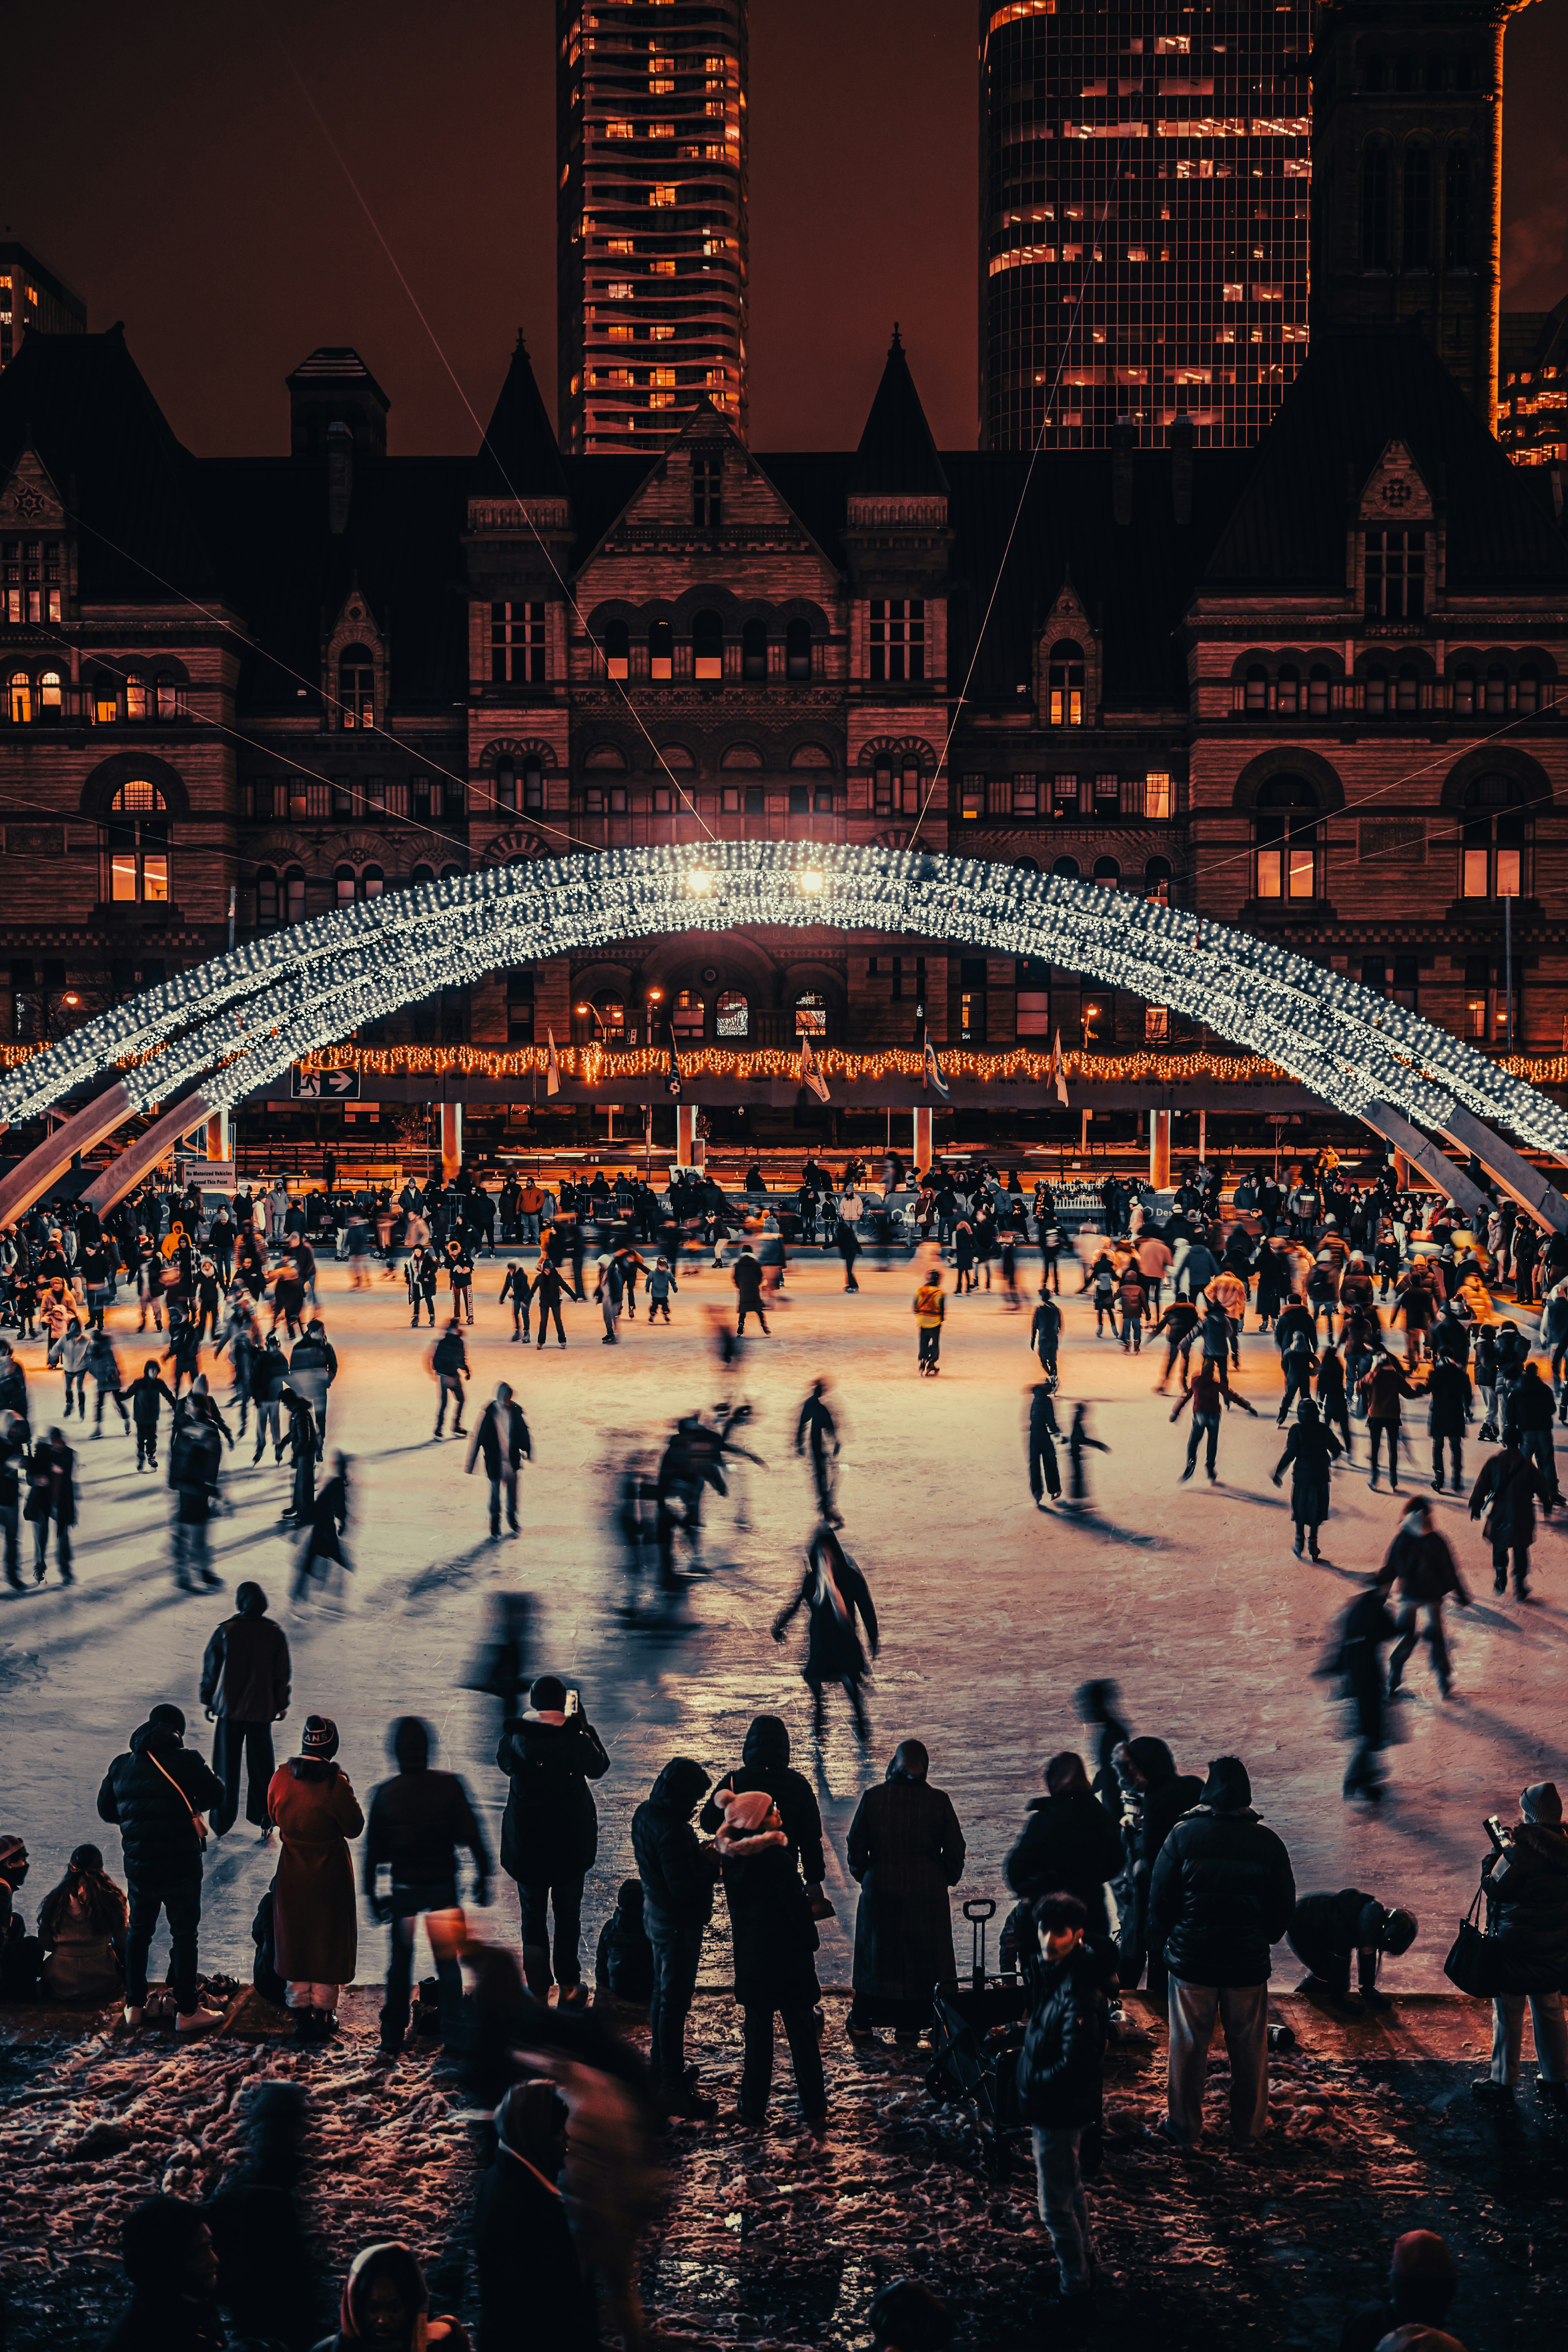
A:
497,1673,610,2008
1470,1783,1568,2112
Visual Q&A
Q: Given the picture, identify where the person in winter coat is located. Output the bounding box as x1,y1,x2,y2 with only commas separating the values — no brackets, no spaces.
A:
845,1739,965,2041
699,1713,828,1907
1026,1380,1063,1507
1147,1755,1296,2149
595,1878,656,2005
364,1715,491,2057
266,1713,364,2042
1426,1355,1473,1493
1502,1359,1561,1504
36,1841,127,2002
201,1581,291,1835
1472,1781,1568,2111
24,1424,76,1584
314,2241,469,2352
498,1261,532,1342
85,1327,129,1435
733,1245,769,1336
474,2081,598,2352
1361,1352,1419,1490
465,1382,532,1538
913,1270,945,1374
1326,1582,1401,1804
1378,1497,1471,1695
773,1523,879,1739
1470,1436,1554,1599
1272,1396,1343,1558
1109,1736,1204,1997
1005,1751,1125,1936
1016,1892,1109,2304
630,1755,721,2115
496,1673,611,2004
167,1411,223,1592
287,1321,337,1447
96,1702,226,2034
430,1318,469,1437
1286,1890,1418,2011
102,2194,225,2352
715,1787,828,2133
127,1359,178,1471
1173,1354,1255,1484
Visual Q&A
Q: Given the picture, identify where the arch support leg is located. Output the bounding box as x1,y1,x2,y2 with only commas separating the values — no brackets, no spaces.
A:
1359,1100,1491,1219
0,1081,136,1227
1428,1101,1568,1234
80,1091,215,1215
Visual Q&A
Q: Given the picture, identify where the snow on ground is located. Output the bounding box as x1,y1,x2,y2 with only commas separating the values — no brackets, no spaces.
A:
4,1251,1564,1997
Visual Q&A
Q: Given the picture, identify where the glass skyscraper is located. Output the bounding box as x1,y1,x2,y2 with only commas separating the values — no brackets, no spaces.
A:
980,0,1312,450
557,0,748,457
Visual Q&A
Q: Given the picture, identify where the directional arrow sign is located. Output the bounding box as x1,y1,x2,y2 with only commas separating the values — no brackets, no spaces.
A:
290,1066,361,1100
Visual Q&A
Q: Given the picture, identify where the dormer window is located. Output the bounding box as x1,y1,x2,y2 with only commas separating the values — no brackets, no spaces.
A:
1048,641,1084,726
2,538,62,624
339,646,375,729
692,452,722,528
1364,529,1425,621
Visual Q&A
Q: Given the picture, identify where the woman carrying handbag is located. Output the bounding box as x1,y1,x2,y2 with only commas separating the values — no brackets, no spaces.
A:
1446,1783,1568,2111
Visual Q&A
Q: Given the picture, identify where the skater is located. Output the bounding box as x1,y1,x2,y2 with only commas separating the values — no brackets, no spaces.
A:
773,1522,879,1741
431,1318,470,1438
1272,1397,1342,1557
1275,1305,1318,1425
1379,1497,1471,1697
1117,1259,1146,1352
913,1267,945,1374
364,1715,492,2059
795,1377,842,1525
593,1254,623,1345
1090,1251,1116,1335
1029,1286,1062,1379
167,1408,223,1592
733,1245,769,1336
407,1245,439,1327
1150,1295,1201,1394
1426,1351,1472,1492
127,1359,178,1471
85,1327,129,1436
250,1335,290,1463
1066,1403,1108,1507
24,1425,76,1585
1469,1436,1554,1599
467,1383,532,1537
445,1240,475,1325
201,1581,291,1835
648,1255,678,1323
1320,1581,1400,1804
1362,1350,1419,1491
60,1316,90,1419
1027,1380,1062,1507
1173,1354,1255,1483
499,1261,532,1343
533,1254,569,1349
836,1203,862,1293
291,1453,350,1606
266,1715,363,2043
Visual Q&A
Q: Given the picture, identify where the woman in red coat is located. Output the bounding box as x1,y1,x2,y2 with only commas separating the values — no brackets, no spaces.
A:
267,1713,363,2042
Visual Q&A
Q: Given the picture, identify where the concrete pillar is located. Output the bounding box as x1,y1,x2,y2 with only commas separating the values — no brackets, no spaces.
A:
206,1109,229,1163
1080,1107,1091,1156
911,1106,932,1172
439,1102,463,1184
1149,1108,1171,1190
1198,1108,1207,1164
675,1102,704,1166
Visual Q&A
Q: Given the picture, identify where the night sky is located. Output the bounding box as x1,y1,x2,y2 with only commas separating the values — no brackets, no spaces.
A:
5,0,1566,459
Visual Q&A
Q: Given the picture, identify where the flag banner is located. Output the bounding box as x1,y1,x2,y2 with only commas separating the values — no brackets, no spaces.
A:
666,1024,684,1099
1051,1027,1070,1108
545,1029,561,1097
922,1035,949,1100
799,1031,831,1103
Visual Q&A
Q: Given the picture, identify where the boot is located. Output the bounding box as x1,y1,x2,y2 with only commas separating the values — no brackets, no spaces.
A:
290,2008,321,2045
521,1944,553,2002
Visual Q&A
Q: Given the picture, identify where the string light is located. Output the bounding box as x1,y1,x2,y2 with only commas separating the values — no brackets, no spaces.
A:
297,1042,1292,1086
4,842,1566,1163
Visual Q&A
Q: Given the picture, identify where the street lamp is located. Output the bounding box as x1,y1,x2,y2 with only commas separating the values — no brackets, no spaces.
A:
1082,1003,1100,1049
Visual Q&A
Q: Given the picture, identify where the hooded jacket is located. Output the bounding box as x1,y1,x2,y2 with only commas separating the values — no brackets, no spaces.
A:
363,1718,491,1898
1016,1942,1110,2130
496,1709,610,1881
97,1721,224,1889
714,1789,821,2008
199,1610,291,1722
631,1758,718,1937
1146,1760,1296,1987
1121,1738,1204,1878
1483,1797,1568,1991
474,2085,597,2352
697,1715,826,1885
1004,1787,1125,1936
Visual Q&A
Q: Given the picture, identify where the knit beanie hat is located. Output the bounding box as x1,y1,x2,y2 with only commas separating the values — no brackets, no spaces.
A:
1522,1782,1563,1825
301,1714,339,1760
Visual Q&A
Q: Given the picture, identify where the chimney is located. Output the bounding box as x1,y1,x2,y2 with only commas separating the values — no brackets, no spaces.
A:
327,419,353,536
1170,414,1194,527
1111,415,1135,526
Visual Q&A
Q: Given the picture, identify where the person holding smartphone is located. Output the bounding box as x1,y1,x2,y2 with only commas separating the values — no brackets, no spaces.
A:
496,1674,610,2008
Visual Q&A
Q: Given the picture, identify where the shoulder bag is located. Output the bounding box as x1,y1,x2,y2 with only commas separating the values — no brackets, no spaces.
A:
1442,1880,1502,1998
148,1748,210,1855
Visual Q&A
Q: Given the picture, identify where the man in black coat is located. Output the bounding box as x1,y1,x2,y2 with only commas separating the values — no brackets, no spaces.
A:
1378,1497,1471,1695
200,1581,291,1835
1110,1735,1204,1996
1147,1755,1295,2149
1004,1751,1125,1936
1287,1889,1417,2011
364,1715,492,2057
465,1382,532,1537
496,1675,610,2006
631,1755,720,2116
96,1703,225,2033
1016,1892,1109,2305
474,2080,598,2352
699,1714,826,1897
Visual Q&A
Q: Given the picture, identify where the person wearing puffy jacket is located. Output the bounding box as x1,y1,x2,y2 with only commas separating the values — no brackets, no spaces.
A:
96,1702,226,2034
495,1675,610,2006
1016,1891,1110,2305
1146,1755,1296,2150
631,1755,719,2116
1472,1782,1568,2111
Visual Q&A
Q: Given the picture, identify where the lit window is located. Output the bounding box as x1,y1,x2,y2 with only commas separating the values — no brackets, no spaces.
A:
339,646,375,729
125,671,148,722
960,778,984,820
39,669,62,716
693,609,723,679
105,780,172,903
1145,772,1173,819
1461,773,1528,901
869,599,925,684
716,989,749,1038
1,537,62,624
1275,667,1299,715
7,670,32,724
649,618,673,682
491,601,547,685
1013,774,1038,816
1145,857,1172,907
1048,641,1084,725
154,674,183,721
650,183,677,207
1254,776,1318,900
604,619,630,680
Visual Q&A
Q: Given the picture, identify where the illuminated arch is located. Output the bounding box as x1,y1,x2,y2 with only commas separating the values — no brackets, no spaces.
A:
4,844,1568,1165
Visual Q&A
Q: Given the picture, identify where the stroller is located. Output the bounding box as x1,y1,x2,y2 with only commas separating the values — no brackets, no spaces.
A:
925,1899,1031,2178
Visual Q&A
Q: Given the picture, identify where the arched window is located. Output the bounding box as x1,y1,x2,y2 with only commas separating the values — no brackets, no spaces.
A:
1451,664,1477,716
1275,666,1299,716
794,990,828,1036
1518,665,1541,717
785,618,813,680
1308,664,1332,715
494,758,517,811
1048,642,1085,726
154,673,183,722
1402,144,1432,266
715,988,749,1038
1145,856,1172,907
1395,663,1420,713
285,869,307,925
1254,775,1319,900
1364,665,1389,716
8,670,32,724
1362,143,1392,265
39,670,62,718
412,863,435,885
742,617,768,679
1093,856,1120,889
335,864,357,908
106,780,170,904
604,619,630,680
523,756,544,811
648,618,673,682
693,609,724,681
1244,663,1268,713
339,646,374,730
1485,664,1508,716
1051,855,1080,880
1444,145,1471,267
125,670,149,723
256,870,279,927
1462,773,1528,901
671,989,704,1038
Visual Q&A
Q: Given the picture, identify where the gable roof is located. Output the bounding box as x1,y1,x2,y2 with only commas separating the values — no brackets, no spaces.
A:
1203,329,1568,590
849,329,949,498
0,327,219,599
471,334,568,503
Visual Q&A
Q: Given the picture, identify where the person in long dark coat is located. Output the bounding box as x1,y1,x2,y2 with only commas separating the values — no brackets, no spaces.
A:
1004,1751,1124,1936
473,2080,598,2352
715,1788,827,2132
1320,1582,1400,1804
699,1714,826,1899
496,1673,611,2004
266,1714,363,2042
772,1523,878,1739
1272,1396,1343,1559
845,1739,965,2041
1470,1439,1555,1599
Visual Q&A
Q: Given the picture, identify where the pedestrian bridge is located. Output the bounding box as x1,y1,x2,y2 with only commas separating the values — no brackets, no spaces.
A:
1,842,1564,1225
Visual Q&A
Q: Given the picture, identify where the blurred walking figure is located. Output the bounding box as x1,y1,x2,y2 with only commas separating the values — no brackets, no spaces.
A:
431,1318,470,1437
291,1452,350,1607
913,1267,945,1374
166,1412,221,1593
267,1714,363,2043
1320,1582,1399,1804
86,1327,129,1436
474,2082,599,2352
468,1383,532,1538
365,1715,491,2060
201,1582,290,1835
1066,1402,1108,1508
1379,1497,1471,1698
795,1377,842,1525
773,1522,879,1740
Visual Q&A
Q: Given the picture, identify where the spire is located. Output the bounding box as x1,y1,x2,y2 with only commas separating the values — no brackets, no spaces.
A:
849,328,947,498
472,334,568,502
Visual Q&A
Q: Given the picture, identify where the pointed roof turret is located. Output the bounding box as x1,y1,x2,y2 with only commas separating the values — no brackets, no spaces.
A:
472,331,568,503
849,326,949,499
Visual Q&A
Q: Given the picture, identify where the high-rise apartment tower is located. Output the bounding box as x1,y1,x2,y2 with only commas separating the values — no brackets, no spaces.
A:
980,1,1312,450
0,242,86,370
557,0,748,457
